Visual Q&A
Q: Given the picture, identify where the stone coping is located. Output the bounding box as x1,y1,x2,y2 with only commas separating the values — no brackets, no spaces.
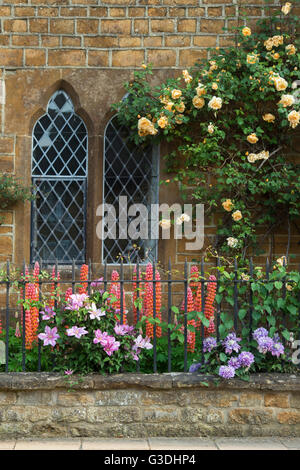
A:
0,372,299,392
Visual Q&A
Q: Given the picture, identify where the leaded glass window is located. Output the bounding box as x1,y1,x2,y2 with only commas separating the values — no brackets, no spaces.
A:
103,116,159,264
31,90,88,264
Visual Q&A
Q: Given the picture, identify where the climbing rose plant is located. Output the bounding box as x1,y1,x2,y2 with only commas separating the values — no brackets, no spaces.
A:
112,1,300,261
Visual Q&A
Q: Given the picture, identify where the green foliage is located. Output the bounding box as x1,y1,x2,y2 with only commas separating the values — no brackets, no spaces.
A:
112,1,300,260
29,290,153,375
0,173,32,224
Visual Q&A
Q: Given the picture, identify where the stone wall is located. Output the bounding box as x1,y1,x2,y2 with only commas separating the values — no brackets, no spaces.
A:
0,372,300,438
0,0,277,70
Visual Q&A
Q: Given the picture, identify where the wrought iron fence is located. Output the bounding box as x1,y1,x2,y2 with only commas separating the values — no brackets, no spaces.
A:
0,257,299,374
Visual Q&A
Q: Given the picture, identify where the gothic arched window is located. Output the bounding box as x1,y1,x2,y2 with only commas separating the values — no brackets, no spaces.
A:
31,90,88,264
103,116,159,264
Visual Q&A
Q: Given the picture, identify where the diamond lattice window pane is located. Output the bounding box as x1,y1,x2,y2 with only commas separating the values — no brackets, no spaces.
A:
31,178,86,264
32,90,88,178
103,117,159,264
31,90,88,264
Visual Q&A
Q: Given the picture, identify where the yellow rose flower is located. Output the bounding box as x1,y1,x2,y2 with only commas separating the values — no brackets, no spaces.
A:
159,219,171,229
273,76,288,91
196,84,206,96
175,102,185,113
257,150,270,160
208,96,222,110
264,38,274,51
286,44,297,55
171,89,182,100
272,35,283,47
247,133,259,144
138,117,158,137
276,255,287,266
263,113,275,123
182,69,193,83
157,115,169,129
164,101,175,112
278,94,295,107
209,61,218,71
207,123,215,134
222,199,234,212
212,82,218,90
288,110,300,129
281,2,292,14
175,114,184,125
242,27,251,36
192,96,205,109
272,53,280,60
247,153,258,163
232,210,242,221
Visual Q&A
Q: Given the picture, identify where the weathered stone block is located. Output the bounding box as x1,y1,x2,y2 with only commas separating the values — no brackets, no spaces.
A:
57,391,95,406
290,394,300,409
142,406,180,423
277,411,300,424
264,393,290,408
180,406,206,424
25,406,53,423
16,390,53,405
52,407,86,423
0,392,17,405
87,406,141,424
229,408,274,425
239,392,263,407
95,390,141,406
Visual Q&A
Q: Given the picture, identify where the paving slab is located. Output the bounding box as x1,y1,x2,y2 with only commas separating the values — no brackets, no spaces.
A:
148,438,218,450
0,441,16,450
14,439,81,451
215,438,287,450
82,438,150,450
280,438,300,449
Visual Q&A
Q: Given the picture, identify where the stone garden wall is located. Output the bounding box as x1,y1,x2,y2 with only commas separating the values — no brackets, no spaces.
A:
0,372,300,438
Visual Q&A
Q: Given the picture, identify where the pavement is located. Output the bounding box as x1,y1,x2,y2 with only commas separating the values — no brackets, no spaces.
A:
0,437,299,450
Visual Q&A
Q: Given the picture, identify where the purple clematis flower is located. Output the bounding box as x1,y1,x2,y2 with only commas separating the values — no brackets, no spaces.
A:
253,327,269,341
222,333,241,354
257,336,274,354
271,341,285,358
228,356,241,370
203,337,217,353
237,351,255,368
219,365,235,379
40,305,56,321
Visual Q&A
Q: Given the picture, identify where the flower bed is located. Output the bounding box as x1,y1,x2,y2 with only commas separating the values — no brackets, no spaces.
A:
1,259,300,377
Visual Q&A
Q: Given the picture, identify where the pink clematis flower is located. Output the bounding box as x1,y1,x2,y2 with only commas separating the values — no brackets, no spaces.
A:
132,334,153,351
66,326,88,339
38,325,60,347
65,293,88,311
87,302,106,320
102,336,120,356
114,323,135,336
93,329,120,356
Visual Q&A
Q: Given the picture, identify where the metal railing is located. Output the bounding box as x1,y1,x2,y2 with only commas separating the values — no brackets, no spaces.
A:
0,257,299,373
